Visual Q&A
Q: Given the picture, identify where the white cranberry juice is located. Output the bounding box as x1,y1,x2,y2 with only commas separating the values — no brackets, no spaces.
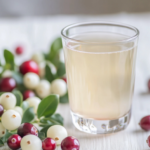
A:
64,32,137,120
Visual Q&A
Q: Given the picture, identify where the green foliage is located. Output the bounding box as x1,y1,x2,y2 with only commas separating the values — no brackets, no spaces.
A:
12,90,23,106
0,131,13,147
0,37,66,147
4,49,15,70
60,92,69,103
45,64,56,82
57,62,66,77
21,101,29,111
37,95,59,118
22,107,35,123
12,72,23,84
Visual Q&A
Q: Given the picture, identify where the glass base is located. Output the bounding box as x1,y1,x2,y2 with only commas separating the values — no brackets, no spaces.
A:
71,110,131,134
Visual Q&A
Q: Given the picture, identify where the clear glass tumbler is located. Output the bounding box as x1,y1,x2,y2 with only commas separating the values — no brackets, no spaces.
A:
61,21,139,134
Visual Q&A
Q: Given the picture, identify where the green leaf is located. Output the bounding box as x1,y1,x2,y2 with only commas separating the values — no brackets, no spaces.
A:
44,117,62,125
4,49,15,70
0,131,13,146
0,92,4,96
45,64,55,82
21,101,29,111
57,62,66,77
40,125,52,136
49,37,62,59
12,72,23,84
16,84,26,93
60,92,69,103
38,132,45,140
22,107,35,123
0,139,4,147
40,118,53,126
12,90,23,106
50,113,64,125
9,130,17,134
37,95,59,119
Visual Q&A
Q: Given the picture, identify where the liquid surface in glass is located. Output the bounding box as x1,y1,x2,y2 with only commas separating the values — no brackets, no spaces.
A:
64,32,137,120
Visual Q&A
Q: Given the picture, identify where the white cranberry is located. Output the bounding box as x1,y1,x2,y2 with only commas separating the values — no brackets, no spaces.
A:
2,70,12,78
23,73,40,90
51,79,67,96
47,125,68,145
13,106,23,117
31,52,44,64
1,110,21,131
21,134,42,150
0,93,16,110
26,97,41,113
36,80,51,99
0,122,6,137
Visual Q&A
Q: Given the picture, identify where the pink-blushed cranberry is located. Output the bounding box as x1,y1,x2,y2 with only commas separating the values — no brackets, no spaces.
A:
42,138,56,150
17,123,38,137
61,136,80,150
0,77,16,92
15,46,24,55
147,136,150,147
23,90,35,100
0,104,4,116
62,77,67,83
7,134,21,150
139,115,150,131
148,79,150,91
19,60,39,75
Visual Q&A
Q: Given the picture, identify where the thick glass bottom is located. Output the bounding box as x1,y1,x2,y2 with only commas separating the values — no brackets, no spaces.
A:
71,110,131,134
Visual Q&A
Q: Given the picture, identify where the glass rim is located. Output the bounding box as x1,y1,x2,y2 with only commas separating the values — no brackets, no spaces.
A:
61,21,139,45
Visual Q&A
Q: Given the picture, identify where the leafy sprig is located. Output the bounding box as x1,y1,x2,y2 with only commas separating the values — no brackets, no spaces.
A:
0,91,63,147
0,37,68,103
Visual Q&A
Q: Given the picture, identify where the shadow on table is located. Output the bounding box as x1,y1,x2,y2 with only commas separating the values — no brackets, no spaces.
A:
131,129,146,134
67,127,122,140
139,91,150,96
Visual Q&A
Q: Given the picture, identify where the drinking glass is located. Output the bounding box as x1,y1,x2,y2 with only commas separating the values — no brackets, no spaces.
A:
61,21,139,134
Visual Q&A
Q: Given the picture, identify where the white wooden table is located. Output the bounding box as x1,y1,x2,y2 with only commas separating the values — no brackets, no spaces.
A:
1,13,150,150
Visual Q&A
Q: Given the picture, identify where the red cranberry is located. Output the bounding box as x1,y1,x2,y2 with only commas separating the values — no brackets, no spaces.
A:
61,136,80,150
139,115,150,131
147,136,150,147
7,134,21,150
17,123,38,137
19,60,39,75
15,46,23,55
0,77,16,92
62,77,67,83
42,138,56,150
0,104,4,116
23,90,35,100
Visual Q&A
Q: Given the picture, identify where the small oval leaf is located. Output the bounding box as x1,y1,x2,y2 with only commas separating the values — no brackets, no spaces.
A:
38,132,45,140
40,125,52,136
0,92,4,96
57,62,66,78
50,113,64,125
21,101,29,111
12,90,23,106
22,107,35,123
12,72,23,84
60,92,69,103
45,64,55,82
4,49,15,70
37,94,59,119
